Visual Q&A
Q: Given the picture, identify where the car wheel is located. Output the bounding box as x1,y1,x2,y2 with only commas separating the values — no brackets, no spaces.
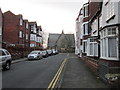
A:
4,61,11,70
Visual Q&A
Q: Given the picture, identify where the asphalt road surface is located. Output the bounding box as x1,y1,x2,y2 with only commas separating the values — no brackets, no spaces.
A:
2,53,68,88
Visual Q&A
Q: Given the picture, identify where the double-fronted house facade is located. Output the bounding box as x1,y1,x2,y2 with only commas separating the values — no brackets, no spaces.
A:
99,0,120,62
75,0,120,81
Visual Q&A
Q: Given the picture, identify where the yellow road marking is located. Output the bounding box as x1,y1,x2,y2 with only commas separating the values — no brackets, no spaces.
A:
47,58,67,89
51,59,67,88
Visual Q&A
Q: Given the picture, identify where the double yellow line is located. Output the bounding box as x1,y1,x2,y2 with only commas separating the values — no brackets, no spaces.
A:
47,58,68,89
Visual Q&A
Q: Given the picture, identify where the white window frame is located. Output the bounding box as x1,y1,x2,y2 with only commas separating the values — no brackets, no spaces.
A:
19,31,22,38
100,26,118,60
26,22,28,29
99,14,102,28
26,34,28,40
88,38,98,57
20,19,23,26
83,40,87,53
83,4,88,18
83,22,88,35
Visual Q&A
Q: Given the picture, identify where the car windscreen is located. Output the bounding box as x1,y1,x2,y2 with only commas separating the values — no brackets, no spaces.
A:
30,52,38,54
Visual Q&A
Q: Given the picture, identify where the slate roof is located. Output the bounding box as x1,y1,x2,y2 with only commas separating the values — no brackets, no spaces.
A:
48,33,75,48
64,34,75,47
48,33,60,47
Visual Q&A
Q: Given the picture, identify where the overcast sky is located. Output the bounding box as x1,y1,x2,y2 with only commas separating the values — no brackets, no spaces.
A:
0,0,88,34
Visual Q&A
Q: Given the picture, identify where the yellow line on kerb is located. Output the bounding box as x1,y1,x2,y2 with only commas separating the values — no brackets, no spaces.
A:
47,58,67,89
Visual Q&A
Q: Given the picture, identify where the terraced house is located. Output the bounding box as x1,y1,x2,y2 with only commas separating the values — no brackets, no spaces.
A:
3,11,26,47
75,0,120,81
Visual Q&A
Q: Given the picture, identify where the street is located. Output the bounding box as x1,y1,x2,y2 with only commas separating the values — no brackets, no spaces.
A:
2,53,109,89
2,53,68,88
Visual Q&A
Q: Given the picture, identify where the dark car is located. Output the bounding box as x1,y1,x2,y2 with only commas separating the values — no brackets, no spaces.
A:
42,50,48,58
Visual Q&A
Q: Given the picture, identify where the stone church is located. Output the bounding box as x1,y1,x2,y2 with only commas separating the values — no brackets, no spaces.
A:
48,31,75,53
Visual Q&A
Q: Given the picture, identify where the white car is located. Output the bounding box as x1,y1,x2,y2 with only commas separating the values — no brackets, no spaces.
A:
0,48,12,70
52,49,56,55
47,50,53,56
28,51,43,60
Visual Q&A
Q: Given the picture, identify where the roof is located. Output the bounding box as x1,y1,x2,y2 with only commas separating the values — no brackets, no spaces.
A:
48,34,60,47
64,34,75,47
0,8,2,13
29,22,37,25
3,10,16,16
48,33,75,48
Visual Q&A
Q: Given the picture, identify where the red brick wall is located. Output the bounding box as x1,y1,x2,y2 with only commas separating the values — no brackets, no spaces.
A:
3,11,19,44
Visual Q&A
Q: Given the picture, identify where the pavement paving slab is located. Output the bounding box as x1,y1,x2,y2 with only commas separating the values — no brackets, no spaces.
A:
61,53,109,88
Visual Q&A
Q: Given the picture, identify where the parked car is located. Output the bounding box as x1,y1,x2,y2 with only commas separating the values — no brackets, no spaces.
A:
52,49,56,55
28,51,43,60
55,50,59,54
47,50,53,56
42,50,48,58
0,48,12,70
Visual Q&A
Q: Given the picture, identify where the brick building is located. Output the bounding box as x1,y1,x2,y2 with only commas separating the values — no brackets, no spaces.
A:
37,26,43,48
29,22,37,48
24,20,30,48
3,11,26,47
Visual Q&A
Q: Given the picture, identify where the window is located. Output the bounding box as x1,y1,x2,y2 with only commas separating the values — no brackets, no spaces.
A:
108,37,117,57
26,23,28,29
30,34,34,41
19,31,22,38
26,34,28,40
5,50,10,55
88,38,98,56
90,43,93,55
83,23,88,35
30,44,35,47
83,41,87,53
20,19,22,26
100,27,118,60
99,15,102,28
106,1,115,21
83,5,88,17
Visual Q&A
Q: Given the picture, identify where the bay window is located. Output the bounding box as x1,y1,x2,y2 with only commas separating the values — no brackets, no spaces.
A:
88,37,98,56
100,26,118,60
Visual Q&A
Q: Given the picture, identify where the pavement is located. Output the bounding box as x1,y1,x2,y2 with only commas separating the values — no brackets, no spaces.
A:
60,53,109,88
12,58,27,64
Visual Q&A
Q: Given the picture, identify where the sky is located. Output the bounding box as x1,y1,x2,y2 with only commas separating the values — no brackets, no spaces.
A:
0,0,88,47
0,0,88,34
